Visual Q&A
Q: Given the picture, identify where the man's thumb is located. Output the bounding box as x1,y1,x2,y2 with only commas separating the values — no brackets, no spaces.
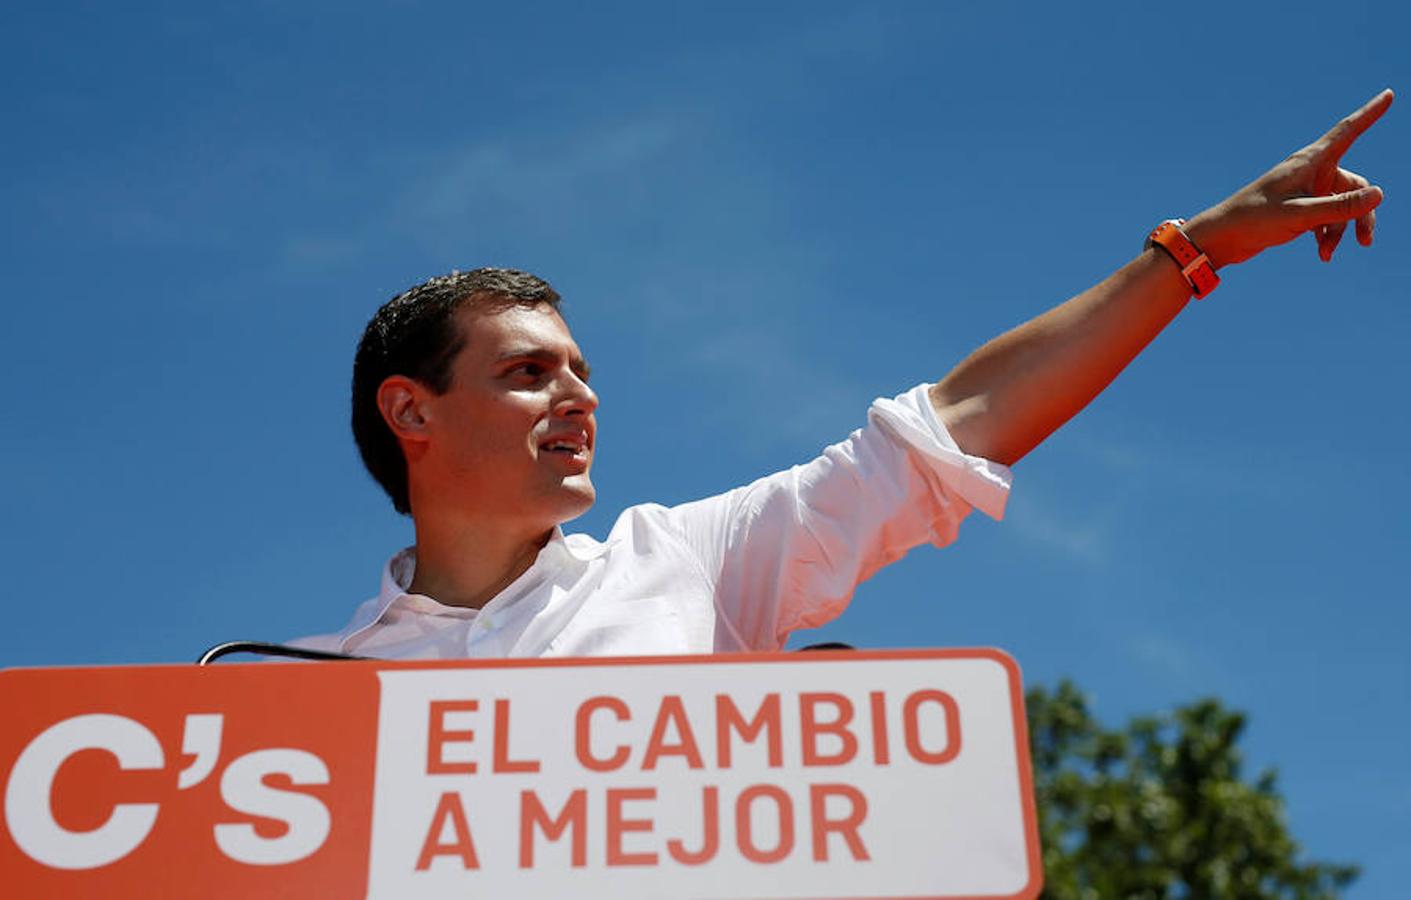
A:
1289,186,1384,227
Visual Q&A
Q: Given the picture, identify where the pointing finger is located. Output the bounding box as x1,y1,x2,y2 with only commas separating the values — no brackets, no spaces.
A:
1316,88,1394,161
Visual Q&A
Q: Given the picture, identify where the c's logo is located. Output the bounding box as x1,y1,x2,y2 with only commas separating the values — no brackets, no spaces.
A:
4,712,330,870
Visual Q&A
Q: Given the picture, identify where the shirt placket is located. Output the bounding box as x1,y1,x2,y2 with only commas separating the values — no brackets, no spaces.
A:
464,604,503,654
463,553,554,655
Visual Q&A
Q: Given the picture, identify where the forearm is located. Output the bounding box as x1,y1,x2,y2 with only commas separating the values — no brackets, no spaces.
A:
930,234,1204,466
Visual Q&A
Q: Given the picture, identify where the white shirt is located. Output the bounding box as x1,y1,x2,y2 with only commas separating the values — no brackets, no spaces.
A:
291,384,1011,659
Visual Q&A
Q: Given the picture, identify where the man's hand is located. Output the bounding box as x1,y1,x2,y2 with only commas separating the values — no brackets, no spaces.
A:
1185,89,1392,269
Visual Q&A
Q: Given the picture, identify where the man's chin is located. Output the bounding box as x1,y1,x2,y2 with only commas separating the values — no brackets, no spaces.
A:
551,479,596,522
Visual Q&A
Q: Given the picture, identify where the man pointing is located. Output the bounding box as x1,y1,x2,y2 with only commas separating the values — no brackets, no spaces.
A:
294,90,1392,660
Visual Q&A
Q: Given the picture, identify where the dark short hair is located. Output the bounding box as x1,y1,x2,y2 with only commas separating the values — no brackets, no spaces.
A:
352,268,562,514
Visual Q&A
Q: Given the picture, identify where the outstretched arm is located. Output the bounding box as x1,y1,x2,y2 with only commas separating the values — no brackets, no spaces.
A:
930,89,1393,466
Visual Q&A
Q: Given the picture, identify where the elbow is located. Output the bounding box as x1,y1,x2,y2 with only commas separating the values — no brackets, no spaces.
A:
928,385,1027,466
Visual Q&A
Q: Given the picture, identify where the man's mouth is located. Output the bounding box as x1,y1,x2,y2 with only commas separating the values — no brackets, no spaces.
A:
540,434,590,456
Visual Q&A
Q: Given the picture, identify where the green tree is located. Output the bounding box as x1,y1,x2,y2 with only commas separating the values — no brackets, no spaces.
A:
1026,681,1358,899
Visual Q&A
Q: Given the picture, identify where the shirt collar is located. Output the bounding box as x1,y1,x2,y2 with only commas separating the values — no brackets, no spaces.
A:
334,526,607,651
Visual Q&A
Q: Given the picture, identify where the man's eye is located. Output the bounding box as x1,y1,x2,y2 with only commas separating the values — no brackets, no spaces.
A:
511,363,544,378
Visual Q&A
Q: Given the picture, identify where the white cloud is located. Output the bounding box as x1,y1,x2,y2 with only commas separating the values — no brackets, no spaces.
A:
1124,631,1229,689
1005,490,1113,566
398,113,690,231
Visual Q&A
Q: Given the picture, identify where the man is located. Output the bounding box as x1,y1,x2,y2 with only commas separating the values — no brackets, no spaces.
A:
294,90,1392,660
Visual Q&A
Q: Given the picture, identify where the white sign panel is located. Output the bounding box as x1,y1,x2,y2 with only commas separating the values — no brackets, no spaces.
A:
365,650,1040,898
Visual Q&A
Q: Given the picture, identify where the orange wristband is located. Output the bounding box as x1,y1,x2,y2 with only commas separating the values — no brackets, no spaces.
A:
1146,219,1219,299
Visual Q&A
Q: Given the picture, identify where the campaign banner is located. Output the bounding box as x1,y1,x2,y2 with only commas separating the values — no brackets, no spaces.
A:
1,649,1041,899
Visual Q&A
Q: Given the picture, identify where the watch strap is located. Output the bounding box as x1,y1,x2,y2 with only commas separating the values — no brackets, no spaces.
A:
1146,218,1219,299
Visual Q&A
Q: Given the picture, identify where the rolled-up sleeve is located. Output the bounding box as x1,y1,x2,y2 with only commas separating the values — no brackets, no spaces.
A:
664,384,1013,651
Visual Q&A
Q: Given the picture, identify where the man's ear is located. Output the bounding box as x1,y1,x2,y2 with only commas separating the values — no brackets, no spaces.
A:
376,375,433,445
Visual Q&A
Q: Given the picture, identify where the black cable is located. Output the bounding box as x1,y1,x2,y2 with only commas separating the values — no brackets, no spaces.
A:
196,641,367,665
198,639,853,664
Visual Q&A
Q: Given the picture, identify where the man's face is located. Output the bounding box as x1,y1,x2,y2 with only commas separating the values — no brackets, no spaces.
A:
418,302,597,530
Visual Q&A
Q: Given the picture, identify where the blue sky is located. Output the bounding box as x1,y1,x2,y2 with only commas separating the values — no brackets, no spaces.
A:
3,1,1406,893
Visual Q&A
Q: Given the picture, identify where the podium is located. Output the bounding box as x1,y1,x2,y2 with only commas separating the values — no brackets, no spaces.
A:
2,649,1041,898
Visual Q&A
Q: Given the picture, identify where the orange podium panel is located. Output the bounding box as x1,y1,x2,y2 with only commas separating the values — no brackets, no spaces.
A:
1,649,1041,899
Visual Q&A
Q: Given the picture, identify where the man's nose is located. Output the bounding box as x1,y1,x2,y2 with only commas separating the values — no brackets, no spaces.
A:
555,374,598,417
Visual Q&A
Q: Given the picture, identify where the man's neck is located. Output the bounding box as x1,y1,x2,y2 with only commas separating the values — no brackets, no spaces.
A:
407,510,554,609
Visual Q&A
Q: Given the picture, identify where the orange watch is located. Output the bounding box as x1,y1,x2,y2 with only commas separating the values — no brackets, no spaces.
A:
1145,218,1219,299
